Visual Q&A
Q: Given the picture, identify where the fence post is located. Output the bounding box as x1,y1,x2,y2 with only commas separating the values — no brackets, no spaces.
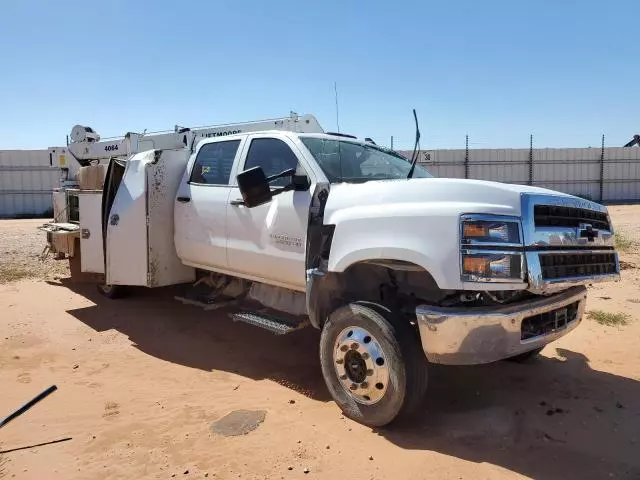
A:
599,134,605,202
464,135,469,179
528,134,534,185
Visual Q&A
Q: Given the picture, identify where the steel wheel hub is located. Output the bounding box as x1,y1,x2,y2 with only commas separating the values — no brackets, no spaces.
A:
333,326,389,405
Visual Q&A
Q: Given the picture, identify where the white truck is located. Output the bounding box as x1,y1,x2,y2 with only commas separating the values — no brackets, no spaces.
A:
43,113,620,427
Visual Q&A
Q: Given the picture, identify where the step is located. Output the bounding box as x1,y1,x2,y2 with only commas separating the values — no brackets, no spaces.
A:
230,311,308,335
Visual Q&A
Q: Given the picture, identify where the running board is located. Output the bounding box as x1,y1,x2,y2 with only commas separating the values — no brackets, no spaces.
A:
230,311,308,335
175,296,238,311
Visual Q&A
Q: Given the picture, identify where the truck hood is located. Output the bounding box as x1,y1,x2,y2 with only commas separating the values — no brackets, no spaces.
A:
323,177,572,223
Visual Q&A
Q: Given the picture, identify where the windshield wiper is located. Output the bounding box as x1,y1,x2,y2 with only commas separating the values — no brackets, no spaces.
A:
406,109,421,179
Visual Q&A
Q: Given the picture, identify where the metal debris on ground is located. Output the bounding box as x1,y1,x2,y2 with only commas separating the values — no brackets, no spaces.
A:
210,410,266,437
0,385,58,430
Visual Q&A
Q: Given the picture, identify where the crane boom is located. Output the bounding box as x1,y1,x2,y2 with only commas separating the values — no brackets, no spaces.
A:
48,112,324,183
623,134,640,147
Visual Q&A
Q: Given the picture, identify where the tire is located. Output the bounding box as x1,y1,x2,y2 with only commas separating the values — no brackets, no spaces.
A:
319,302,428,427
505,347,544,363
96,282,127,299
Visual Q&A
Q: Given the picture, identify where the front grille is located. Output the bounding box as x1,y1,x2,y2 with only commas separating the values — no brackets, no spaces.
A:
534,205,610,231
539,252,617,279
521,301,580,340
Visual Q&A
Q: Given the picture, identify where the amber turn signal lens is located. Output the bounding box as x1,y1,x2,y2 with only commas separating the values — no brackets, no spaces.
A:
462,223,488,238
462,256,489,274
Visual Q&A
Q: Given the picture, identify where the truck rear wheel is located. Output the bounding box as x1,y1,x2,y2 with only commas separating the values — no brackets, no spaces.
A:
319,302,428,427
97,283,127,299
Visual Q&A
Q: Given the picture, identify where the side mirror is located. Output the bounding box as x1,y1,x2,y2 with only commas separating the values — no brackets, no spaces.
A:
236,166,272,208
236,166,297,208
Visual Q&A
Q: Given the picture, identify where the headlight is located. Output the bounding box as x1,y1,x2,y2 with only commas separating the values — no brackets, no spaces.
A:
460,214,525,282
461,252,523,281
461,219,520,244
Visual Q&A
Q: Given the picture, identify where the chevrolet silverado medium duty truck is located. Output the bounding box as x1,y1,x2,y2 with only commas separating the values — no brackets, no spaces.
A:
43,119,620,427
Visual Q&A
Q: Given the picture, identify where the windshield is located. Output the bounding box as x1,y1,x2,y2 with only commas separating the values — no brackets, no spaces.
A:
300,137,433,183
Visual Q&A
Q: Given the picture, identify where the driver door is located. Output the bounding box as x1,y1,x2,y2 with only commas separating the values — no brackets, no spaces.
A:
226,135,314,291
174,138,244,271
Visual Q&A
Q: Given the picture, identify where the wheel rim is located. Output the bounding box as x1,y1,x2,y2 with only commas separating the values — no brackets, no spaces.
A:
333,326,390,405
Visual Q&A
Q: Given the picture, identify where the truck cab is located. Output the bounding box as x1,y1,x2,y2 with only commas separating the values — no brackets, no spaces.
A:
174,131,434,290
174,131,322,291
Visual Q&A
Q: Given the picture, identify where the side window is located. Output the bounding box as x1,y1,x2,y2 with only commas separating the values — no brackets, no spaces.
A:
243,138,304,187
189,139,241,185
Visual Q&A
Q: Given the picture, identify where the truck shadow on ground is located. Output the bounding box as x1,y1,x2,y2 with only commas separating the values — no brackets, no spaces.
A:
60,281,640,480
59,281,331,401
381,348,640,480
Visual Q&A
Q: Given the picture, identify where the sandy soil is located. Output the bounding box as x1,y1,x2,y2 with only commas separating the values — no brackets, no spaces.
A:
1,208,639,480
0,219,69,283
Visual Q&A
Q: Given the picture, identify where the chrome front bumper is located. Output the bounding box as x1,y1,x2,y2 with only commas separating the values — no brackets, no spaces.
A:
415,286,587,365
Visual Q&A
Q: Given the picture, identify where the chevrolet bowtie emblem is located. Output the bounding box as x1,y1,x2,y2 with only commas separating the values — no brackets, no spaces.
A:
578,223,599,242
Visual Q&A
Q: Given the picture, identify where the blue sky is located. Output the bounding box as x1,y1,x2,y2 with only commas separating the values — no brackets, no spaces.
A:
1,0,638,150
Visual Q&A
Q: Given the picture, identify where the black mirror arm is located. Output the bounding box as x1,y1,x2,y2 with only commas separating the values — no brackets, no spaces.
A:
266,168,296,183
270,183,295,199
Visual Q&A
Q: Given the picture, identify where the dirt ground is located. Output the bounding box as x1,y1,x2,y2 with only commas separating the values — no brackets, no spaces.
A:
0,209,639,480
0,219,69,283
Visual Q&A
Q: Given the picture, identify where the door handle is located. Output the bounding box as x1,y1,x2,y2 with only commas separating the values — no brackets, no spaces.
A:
176,196,191,203
229,199,244,206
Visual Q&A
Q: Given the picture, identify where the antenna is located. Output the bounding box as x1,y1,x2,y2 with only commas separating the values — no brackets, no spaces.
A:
406,109,421,179
334,81,340,133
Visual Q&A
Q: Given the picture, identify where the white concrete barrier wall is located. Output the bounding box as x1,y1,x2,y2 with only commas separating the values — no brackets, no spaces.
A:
1,145,639,218
400,147,640,203
0,150,61,218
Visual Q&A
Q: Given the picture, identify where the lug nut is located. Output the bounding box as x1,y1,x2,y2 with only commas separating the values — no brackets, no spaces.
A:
339,374,347,380
366,369,373,376
349,383,358,390
350,343,359,350
361,353,370,360
335,358,344,364
340,345,349,352
360,382,369,389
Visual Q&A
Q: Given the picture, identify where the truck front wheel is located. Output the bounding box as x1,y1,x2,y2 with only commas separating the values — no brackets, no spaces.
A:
319,302,428,427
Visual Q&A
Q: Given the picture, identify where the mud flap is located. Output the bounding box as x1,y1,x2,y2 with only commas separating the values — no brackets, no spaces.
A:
305,268,325,329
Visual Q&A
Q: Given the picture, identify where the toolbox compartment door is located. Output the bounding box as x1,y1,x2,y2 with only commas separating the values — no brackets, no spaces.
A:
105,151,149,286
105,149,195,287
78,191,105,273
